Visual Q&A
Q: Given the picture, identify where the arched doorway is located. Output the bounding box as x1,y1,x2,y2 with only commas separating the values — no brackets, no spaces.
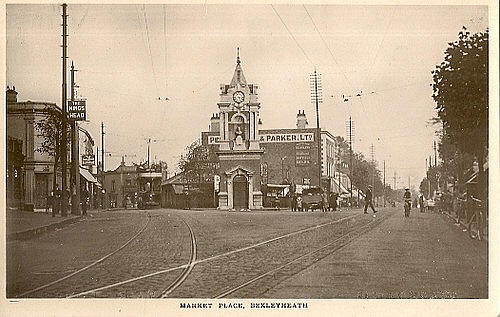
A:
233,175,248,210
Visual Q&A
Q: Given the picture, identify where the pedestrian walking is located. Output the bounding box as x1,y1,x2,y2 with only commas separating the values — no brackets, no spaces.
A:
296,195,303,212
291,193,297,212
45,190,53,214
81,187,89,215
322,192,329,212
364,185,377,214
53,184,61,217
403,187,412,217
329,192,338,211
419,193,425,213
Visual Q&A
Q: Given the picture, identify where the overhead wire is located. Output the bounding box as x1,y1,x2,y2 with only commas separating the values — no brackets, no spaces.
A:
302,5,351,87
163,5,168,97
271,4,314,67
140,5,160,97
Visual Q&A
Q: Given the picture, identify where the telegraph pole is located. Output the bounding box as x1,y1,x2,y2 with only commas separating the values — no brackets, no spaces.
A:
70,61,81,215
383,160,386,207
310,68,322,188
393,171,397,190
370,144,375,189
96,146,99,173
101,122,105,172
100,122,105,209
60,3,68,217
147,138,151,168
433,140,437,167
337,145,342,194
346,116,354,202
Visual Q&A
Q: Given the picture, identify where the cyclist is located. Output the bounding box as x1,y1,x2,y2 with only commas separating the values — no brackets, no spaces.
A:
403,187,412,217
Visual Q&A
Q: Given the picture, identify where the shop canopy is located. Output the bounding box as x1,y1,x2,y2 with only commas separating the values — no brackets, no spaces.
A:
331,178,350,195
79,167,101,187
264,184,290,197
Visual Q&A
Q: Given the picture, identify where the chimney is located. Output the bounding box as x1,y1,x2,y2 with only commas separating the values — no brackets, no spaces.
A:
296,110,308,129
210,113,220,133
6,86,18,103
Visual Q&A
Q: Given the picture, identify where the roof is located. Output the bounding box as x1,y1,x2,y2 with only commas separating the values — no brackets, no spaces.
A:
266,184,290,188
162,171,188,186
230,49,247,87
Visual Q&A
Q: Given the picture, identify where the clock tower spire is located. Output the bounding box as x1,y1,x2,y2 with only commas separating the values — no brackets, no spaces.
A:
230,48,247,88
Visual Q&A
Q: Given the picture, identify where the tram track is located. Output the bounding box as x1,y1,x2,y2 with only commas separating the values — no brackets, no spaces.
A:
15,211,153,298
158,218,197,298
67,213,362,298
214,212,389,298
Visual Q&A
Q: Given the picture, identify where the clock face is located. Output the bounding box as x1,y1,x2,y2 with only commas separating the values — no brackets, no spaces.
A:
233,91,245,104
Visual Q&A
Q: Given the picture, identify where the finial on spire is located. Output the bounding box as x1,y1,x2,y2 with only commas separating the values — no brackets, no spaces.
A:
236,47,240,65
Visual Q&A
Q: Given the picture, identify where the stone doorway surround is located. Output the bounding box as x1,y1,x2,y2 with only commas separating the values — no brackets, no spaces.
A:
218,165,262,210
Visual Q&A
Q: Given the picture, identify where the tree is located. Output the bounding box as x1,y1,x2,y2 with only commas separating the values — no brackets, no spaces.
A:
178,139,218,187
431,27,488,199
33,106,71,192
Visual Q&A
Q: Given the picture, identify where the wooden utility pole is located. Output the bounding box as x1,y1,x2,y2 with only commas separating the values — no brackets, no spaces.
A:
348,117,353,202
70,61,81,215
60,3,68,217
100,122,105,209
383,160,386,207
101,122,105,172
310,68,322,188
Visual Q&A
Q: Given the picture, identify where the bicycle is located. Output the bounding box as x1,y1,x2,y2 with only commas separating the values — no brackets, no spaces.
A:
404,200,411,218
466,196,486,240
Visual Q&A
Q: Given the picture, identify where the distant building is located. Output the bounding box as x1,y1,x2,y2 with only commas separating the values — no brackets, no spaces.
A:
101,160,163,208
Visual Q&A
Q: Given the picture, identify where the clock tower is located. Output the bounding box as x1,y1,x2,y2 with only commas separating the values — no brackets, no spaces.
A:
216,49,264,210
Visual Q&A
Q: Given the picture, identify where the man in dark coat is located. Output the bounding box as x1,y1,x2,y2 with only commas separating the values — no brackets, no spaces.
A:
81,187,90,215
364,185,377,214
328,192,338,211
53,184,61,217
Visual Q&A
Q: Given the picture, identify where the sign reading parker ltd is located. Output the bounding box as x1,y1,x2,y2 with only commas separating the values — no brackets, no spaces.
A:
259,133,314,143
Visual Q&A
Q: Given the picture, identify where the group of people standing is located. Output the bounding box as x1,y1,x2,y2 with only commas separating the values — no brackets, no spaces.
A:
289,191,339,212
46,184,90,216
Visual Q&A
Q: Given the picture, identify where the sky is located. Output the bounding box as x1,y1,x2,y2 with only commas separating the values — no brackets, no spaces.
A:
5,3,490,189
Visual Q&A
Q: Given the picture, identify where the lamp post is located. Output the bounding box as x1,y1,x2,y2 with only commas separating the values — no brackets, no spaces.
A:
281,156,287,184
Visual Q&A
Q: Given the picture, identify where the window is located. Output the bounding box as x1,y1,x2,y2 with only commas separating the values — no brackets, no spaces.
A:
111,180,116,192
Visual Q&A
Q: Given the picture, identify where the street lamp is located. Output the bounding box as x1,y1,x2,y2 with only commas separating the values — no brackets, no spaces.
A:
281,156,287,183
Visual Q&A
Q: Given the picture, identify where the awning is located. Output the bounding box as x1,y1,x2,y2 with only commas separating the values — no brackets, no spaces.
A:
266,184,290,188
265,184,290,196
80,167,101,186
331,178,350,195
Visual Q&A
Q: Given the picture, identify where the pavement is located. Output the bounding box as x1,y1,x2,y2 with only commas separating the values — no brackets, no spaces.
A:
261,208,488,299
7,209,85,240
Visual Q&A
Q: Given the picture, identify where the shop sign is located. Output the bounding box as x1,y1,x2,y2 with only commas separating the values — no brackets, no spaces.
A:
260,132,314,143
208,136,221,144
295,143,311,166
82,154,95,166
68,100,86,121
214,175,221,191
